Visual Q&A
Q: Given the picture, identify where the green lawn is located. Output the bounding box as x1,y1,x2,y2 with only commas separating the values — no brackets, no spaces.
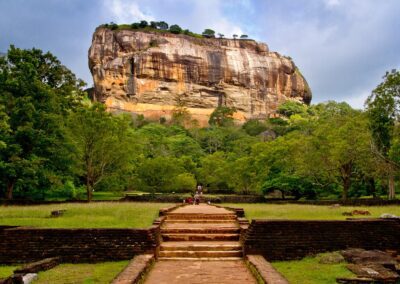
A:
224,203,400,220
272,254,355,284
0,202,172,228
0,265,17,279
33,261,128,284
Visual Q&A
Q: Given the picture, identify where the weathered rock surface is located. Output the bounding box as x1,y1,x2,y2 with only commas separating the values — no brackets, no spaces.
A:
89,27,311,125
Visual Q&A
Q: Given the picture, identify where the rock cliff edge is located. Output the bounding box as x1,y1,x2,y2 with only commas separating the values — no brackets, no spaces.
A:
89,27,311,125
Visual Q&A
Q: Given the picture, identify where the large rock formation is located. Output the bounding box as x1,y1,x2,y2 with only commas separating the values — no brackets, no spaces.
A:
89,27,311,125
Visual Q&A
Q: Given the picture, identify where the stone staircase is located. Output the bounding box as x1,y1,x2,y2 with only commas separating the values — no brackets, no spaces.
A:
159,206,243,260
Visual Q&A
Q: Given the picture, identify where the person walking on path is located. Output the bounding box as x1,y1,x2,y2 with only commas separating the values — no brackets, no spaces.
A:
194,192,200,205
197,184,203,195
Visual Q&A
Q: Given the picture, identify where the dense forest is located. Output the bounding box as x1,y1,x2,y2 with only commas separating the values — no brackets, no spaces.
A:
0,46,399,201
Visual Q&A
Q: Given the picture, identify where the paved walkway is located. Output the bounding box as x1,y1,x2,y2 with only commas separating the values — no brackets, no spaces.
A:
171,204,232,214
144,204,257,284
145,260,256,284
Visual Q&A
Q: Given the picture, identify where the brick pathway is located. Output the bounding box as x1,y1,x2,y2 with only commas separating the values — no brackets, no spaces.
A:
144,260,256,284
144,204,257,283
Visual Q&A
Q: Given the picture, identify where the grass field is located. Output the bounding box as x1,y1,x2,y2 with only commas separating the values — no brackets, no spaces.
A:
272,254,355,284
0,265,17,279
33,261,128,284
0,202,172,228
224,203,400,220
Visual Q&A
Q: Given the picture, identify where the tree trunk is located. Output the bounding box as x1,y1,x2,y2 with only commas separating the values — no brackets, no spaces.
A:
368,177,376,198
6,180,15,200
340,163,352,201
86,177,92,202
342,176,351,201
388,174,395,200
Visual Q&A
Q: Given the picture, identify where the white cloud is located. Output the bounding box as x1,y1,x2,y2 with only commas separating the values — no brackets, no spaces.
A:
104,0,154,23
325,0,340,8
182,0,244,37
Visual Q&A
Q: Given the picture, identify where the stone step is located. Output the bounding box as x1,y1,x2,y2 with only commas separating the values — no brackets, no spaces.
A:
162,223,238,229
160,241,242,252
161,227,240,234
166,214,237,220
164,219,236,224
157,257,243,261
159,250,243,258
162,233,240,242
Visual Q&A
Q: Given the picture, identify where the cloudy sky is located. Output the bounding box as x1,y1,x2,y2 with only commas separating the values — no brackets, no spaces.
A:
1,0,399,108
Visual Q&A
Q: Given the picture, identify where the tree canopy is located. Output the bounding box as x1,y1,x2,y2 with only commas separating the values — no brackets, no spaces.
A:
1,46,398,201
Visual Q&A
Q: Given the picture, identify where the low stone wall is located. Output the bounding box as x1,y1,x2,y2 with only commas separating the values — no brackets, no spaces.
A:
243,219,400,261
123,194,265,203
0,226,159,264
266,199,400,206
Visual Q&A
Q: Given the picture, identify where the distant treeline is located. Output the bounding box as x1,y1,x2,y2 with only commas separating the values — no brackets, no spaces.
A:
0,46,399,202
100,20,249,40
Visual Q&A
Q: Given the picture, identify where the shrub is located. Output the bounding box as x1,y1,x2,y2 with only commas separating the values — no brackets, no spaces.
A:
169,24,182,34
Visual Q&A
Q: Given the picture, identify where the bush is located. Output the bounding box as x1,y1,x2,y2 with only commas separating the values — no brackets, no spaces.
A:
171,173,197,192
169,24,182,34
202,29,215,38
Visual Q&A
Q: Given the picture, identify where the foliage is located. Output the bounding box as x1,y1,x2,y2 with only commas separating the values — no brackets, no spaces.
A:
169,24,182,34
0,46,85,200
101,22,247,40
208,106,236,127
202,28,215,38
242,119,268,136
366,69,400,199
67,104,135,201
1,46,398,200
277,101,308,117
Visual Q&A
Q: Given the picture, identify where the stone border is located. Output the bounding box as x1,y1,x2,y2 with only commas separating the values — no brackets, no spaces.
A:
0,227,157,264
0,258,60,284
246,255,289,284
158,203,186,217
112,254,155,284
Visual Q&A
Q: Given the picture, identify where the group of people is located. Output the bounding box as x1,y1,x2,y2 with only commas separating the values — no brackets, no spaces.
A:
184,184,203,205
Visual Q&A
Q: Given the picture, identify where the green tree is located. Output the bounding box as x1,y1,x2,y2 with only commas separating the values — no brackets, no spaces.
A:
150,21,157,29
169,24,182,34
366,69,400,199
131,22,140,29
301,106,373,200
202,29,215,38
278,101,308,117
208,106,236,127
242,119,268,136
240,34,249,39
198,151,231,192
0,46,85,200
156,21,169,30
139,20,148,28
67,104,134,201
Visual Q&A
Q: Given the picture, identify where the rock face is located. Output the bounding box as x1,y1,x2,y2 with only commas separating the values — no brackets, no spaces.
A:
89,27,311,125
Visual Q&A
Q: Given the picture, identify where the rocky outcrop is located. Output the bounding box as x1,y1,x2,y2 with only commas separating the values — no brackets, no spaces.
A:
89,27,311,125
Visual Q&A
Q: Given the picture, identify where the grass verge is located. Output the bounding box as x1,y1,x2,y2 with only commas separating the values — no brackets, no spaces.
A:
0,265,17,279
272,254,354,284
0,202,172,228
34,261,128,284
224,203,400,220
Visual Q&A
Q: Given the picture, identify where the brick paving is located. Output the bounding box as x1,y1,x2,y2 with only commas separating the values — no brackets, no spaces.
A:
143,204,257,283
144,260,256,284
